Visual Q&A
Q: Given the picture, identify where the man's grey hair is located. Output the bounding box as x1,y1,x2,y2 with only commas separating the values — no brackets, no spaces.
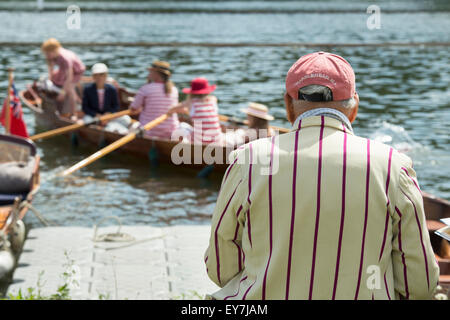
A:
298,85,356,109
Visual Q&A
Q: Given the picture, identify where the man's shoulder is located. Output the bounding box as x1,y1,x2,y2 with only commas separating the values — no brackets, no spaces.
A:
243,135,275,151
350,133,413,168
229,135,280,162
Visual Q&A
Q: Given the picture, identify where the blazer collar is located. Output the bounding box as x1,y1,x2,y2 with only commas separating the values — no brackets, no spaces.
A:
291,112,354,135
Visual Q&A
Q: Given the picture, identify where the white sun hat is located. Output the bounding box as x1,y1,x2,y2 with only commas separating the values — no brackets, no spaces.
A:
240,102,274,121
91,63,109,75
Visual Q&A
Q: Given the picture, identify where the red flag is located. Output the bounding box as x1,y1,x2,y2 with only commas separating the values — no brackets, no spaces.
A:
0,83,29,138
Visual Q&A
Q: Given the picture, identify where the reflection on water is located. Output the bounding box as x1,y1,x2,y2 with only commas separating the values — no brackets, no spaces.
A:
0,1,448,227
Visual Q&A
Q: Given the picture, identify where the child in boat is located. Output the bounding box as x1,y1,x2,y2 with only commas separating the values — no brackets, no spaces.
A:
221,102,275,147
41,38,85,119
129,61,180,139
168,77,223,145
81,63,134,134
240,102,275,141
82,63,119,118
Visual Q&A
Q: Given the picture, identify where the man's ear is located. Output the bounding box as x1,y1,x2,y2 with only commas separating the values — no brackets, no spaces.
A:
284,93,296,124
348,92,359,123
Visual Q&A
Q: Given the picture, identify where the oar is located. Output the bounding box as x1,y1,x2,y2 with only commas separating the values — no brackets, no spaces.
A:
30,109,132,141
219,114,290,133
60,113,169,176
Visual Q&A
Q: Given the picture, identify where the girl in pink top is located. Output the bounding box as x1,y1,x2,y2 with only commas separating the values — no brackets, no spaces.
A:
130,61,180,139
169,77,223,145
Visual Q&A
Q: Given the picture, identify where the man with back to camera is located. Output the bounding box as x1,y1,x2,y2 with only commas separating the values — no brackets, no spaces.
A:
205,51,439,300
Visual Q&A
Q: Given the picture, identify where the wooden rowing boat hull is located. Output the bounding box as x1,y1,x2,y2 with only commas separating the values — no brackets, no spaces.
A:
0,134,40,229
0,133,40,279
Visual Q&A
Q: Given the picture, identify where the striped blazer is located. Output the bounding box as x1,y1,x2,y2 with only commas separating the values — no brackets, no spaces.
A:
205,115,439,300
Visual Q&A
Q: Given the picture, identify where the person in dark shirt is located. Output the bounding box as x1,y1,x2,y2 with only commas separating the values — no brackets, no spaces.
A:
82,63,119,119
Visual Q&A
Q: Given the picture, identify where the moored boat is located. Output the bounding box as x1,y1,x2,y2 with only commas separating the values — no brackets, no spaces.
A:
423,192,450,291
0,133,40,279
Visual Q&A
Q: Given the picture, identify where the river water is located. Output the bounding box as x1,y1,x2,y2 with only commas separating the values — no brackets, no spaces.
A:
0,1,448,227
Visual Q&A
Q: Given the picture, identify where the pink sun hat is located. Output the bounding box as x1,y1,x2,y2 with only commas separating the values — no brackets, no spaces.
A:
182,77,217,95
285,51,356,101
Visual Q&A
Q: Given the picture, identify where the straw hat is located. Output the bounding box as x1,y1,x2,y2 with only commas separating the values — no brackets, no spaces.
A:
241,102,274,121
148,60,172,76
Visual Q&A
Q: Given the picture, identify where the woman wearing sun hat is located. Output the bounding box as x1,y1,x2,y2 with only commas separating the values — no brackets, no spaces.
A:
241,102,275,139
169,77,223,145
130,60,180,139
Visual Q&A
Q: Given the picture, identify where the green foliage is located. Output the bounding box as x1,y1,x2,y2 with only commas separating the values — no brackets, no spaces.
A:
3,249,209,300
172,290,204,300
97,291,112,300
4,251,75,300
6,270,70,300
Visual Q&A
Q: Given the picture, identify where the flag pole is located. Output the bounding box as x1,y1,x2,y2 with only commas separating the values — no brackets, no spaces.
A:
5,67,15,135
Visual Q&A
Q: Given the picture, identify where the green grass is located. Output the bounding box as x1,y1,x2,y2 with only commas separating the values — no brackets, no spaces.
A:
4,251,74,300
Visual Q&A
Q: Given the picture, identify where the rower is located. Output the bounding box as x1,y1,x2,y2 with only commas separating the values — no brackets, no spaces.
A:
81,63,133,134
129,61,180,139
41,38,86,120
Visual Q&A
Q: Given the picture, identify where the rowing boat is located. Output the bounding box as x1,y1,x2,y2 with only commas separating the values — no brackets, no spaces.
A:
0,133,40,279
19,79,238,175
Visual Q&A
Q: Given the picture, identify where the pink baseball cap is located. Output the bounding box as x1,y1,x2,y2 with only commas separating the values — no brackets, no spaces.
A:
285,51,356,101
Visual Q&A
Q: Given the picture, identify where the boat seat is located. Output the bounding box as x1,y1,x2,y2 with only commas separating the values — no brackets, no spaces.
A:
0,192,28,206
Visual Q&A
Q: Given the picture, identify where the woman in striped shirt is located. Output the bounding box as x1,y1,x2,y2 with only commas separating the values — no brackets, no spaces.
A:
130,61,180,139
169,77,224,145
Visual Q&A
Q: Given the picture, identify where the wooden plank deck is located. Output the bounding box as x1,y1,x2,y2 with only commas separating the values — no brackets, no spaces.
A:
7,225,218,299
